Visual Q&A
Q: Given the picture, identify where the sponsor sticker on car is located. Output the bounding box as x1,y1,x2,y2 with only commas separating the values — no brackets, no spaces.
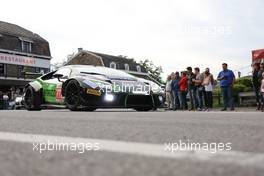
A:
87,88,102,96
55,88,64,102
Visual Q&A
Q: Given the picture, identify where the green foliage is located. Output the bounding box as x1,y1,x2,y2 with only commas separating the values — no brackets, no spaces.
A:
213,86,221,95
139,59,163,84
214,76,253,106
234,77,253,90
233,84,247,95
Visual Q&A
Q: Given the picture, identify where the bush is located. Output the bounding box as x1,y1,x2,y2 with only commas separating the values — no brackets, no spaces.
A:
233,84,247,95
234,77,253,91
213,77,254,106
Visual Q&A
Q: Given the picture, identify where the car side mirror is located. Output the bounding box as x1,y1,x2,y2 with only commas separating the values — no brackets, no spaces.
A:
53,74,64,82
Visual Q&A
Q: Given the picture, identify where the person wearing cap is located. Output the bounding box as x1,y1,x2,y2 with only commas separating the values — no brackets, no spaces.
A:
186,67,196,110
217,63,235,111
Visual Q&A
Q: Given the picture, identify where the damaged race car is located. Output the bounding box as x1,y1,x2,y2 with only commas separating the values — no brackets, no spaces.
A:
24,65,164,111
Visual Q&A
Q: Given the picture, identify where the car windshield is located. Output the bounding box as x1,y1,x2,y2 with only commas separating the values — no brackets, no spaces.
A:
74,66,136,80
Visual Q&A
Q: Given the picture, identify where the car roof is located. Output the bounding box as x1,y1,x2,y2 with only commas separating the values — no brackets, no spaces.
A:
62,65,136,79
63,65,108,70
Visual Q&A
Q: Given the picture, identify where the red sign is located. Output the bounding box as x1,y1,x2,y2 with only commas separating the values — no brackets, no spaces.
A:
252,49,264,62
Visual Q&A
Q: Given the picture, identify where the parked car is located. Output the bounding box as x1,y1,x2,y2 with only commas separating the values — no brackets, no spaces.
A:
24,65,164,111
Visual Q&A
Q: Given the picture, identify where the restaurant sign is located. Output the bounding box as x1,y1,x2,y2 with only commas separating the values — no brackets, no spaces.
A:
0,53,50,68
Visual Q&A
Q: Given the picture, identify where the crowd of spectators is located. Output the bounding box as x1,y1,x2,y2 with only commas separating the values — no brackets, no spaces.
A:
165,63,240,111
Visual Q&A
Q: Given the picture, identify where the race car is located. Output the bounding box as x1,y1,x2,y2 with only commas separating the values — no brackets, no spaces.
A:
24,65,164,111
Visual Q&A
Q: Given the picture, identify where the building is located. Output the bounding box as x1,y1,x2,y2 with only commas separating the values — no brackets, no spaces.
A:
65,48,156,81
0,21,51,93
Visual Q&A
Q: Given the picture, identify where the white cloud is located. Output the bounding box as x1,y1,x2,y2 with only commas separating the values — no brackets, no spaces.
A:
0,0,263,80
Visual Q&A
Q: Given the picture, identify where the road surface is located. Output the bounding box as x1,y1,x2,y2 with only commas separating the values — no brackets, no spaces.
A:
0,109,263,176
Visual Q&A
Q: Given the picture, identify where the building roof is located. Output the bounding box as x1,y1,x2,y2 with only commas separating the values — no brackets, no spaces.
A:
0,21,47,42
88,51,147,73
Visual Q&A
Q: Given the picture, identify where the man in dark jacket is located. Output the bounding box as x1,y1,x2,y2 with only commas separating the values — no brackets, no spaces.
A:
186,67,196,110
252,63,261,110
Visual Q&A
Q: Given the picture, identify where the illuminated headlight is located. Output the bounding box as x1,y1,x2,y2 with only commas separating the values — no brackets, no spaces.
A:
158,95,163,102
104,94,114,102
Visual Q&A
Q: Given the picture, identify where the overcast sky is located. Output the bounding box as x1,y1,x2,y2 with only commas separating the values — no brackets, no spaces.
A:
1,0,263,79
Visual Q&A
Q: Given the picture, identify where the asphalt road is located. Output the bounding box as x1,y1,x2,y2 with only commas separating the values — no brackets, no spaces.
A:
0,109,263,176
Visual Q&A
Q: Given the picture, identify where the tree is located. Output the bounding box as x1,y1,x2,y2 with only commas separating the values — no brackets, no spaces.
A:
139,59,163,84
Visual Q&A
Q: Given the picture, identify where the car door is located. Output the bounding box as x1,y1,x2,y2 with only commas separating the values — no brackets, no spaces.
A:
42,67,72,104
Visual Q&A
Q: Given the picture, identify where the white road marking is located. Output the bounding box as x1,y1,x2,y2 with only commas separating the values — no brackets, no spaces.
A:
0,131,263,168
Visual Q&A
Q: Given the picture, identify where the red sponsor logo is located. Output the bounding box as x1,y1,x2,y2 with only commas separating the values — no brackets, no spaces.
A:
55,88,63,100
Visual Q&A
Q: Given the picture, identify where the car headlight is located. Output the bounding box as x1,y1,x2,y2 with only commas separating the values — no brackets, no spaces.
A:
104,94,114,102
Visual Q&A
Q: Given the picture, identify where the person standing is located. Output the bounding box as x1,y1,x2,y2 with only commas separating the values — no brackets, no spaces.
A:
171,72,181,111
0,91,3,110
217,63,235,111
186,67,196,110
202,68,214,111
193,67,204,111
179,71,188,110
165,75,173,110
258,63,264,86
252,63,261,110
3,93,9,110
260,72,264,112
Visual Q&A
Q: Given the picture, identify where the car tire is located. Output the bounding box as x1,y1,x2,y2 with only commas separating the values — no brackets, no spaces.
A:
24,86,41,111
134,107,153,111
65,80,81,111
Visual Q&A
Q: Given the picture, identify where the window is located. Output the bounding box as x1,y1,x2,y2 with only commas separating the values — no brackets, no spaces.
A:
110,62,116,69
136,65,141,72
17,66,24,78
21,41,32,53
124,63,129,71
0,63,4,76
54,68,71,78
40,69,46,75
35,67,40,73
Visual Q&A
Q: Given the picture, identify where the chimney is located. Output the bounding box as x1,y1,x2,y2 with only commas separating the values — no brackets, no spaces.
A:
78,48,83,52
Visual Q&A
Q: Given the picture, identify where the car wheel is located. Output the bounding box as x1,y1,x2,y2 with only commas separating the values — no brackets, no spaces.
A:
24,86,41,111
65,80,81,111
134,107,153,111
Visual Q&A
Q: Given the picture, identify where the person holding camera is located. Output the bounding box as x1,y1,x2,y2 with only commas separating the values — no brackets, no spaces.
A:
217,63,235,111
